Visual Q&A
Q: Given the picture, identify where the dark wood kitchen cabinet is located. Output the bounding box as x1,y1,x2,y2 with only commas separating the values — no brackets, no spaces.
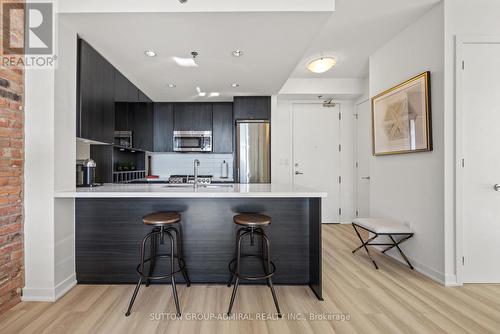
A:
154,103,174,152
233,96,271,121
173,103,213,131
133,94,154,151
212,102,233,153
114,70,138,103
77,39,115,143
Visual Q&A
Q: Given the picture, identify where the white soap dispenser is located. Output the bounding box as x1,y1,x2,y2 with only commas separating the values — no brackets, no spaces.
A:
221,160,229,179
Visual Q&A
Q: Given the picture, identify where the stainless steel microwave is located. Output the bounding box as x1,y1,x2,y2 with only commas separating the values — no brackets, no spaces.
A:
173,131,212,152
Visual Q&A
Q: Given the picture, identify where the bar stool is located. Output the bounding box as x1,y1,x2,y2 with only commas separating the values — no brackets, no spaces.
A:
125,212,190,317
227,213,282,318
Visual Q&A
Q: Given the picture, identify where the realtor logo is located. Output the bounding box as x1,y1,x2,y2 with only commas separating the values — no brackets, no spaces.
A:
3,2,53,55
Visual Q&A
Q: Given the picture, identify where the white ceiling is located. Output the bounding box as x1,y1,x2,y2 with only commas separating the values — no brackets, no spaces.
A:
290,0,441,79
62,12,330,102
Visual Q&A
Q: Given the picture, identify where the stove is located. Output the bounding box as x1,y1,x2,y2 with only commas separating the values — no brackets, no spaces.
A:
168,175,213,185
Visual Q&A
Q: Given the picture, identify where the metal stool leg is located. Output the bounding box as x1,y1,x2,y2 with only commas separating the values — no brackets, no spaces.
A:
164,230,181,317
262,233,282,318
227,232,244,316
260,229,271,288
125,232,152,316
172,225,191,287
146,231,157,287
227,228,244,287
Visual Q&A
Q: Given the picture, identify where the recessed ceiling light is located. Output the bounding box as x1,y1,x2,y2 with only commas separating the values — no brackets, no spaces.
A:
231,83,240,88
167,83,176,88
307,56,336,73
209,92,220,97
198,92,207,97
232,50,244,57
145,50,157,57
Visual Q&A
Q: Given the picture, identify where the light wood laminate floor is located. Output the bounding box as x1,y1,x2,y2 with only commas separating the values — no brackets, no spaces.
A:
1,224,500,334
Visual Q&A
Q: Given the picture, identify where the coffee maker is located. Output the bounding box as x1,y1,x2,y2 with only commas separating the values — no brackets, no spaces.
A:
77,159,97,187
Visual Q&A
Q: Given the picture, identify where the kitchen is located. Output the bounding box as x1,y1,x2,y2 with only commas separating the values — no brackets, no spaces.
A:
67,36,325,307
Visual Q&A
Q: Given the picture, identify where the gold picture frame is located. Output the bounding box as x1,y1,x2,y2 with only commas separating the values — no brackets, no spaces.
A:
371,71,432,156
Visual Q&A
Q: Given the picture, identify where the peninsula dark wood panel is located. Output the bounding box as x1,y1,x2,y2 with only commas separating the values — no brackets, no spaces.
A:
75,197,322,299
309,198,323,300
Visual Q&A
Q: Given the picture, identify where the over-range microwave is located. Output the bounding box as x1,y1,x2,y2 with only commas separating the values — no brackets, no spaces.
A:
173,131,212,152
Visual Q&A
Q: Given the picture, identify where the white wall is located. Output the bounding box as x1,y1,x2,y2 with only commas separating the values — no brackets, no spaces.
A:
24,67,56,301
151,153,234,180
24,13,78,301
271,96,356,221
56,0,335,13
279,78,365,99
443,0,500,283
369,3,445,282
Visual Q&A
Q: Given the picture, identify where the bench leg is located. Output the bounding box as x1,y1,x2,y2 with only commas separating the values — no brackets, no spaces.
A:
389,235,414,270
351,224,379,270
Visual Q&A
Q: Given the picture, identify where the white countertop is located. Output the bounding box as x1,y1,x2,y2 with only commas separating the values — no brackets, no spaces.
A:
54,183,327,198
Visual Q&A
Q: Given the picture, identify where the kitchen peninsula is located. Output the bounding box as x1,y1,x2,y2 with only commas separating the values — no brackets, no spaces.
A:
55,184,326,300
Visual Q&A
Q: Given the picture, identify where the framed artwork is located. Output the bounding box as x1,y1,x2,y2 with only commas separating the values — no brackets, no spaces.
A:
371,71,432,156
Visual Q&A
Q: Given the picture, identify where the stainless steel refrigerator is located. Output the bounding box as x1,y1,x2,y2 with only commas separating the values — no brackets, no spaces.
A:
236,120,270,183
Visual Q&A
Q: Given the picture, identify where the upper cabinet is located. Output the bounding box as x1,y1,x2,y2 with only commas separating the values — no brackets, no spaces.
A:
154,103,174,152
173,103,213,132
77,39,115,143
212,103,233,153
233,96,271,121
134,91,154,152
114,70,139,103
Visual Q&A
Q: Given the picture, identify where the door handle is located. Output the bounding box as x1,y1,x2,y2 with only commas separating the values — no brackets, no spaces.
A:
494,184,500,192
361,176,371,180
295,171,304,175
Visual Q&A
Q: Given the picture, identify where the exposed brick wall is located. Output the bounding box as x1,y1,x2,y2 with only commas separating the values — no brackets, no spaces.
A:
0,0,24,315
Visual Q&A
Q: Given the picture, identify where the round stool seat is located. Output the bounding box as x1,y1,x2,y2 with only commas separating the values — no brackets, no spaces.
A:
143,212,181,226
233,213,271,227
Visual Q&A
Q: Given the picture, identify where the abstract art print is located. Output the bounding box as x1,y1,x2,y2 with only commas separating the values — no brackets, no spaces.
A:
371,71,432,156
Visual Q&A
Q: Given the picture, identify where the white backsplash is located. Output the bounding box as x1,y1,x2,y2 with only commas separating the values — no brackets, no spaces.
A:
150,153,234,179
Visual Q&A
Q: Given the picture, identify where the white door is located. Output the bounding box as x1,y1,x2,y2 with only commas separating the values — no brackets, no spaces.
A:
293,103,340,224
355,100,371,218
462,43,500,283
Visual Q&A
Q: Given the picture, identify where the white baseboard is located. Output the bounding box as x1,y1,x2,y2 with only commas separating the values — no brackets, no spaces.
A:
444,274,461,286
22,274,77,302
385,252,446,285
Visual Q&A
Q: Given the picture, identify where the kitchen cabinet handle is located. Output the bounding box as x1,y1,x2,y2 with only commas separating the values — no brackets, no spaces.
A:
361,176,371,180
494,184,500,192
295,171,304,175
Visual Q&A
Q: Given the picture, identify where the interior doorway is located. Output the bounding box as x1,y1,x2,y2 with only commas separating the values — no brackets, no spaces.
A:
292,102,341,224
458,40,500,283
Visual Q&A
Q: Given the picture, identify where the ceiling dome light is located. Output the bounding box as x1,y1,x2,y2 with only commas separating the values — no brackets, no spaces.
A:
145,50,157,57
306,57,336,73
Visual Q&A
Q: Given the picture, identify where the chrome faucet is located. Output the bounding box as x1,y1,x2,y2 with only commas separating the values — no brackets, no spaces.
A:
193,159,200,188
